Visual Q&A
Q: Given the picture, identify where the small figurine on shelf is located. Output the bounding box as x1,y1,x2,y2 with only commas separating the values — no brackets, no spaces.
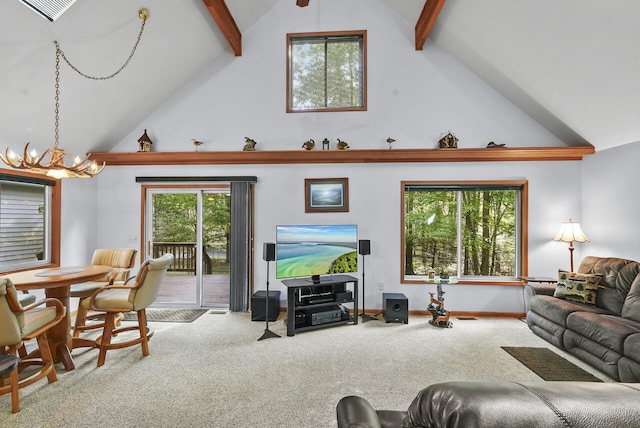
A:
302,139,315,150
386,137,396,149
427,279,452,328
487,141,506,148
438,131,458,149
336,138,349,150
138,129,153,152
322,138,330,150
243,137,257,151
192,139,204,151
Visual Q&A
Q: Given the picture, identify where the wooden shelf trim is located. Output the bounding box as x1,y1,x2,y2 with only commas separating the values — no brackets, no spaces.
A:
89,146,595,166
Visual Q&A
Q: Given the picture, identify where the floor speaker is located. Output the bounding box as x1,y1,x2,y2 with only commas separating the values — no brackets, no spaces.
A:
382,292,408,324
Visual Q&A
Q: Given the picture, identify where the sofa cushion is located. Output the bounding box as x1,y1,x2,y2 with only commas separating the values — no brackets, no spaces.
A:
621,275,640,323
566,312,640,354
578,256,640,314
563,329,622,381
554,270,600,305
529,294,609,327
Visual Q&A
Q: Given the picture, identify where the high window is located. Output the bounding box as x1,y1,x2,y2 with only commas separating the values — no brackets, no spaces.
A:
0,172,59,272
402,181,528,283
287,30,367,112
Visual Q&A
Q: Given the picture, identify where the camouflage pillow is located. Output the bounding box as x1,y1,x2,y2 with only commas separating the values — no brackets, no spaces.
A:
554,270,601,305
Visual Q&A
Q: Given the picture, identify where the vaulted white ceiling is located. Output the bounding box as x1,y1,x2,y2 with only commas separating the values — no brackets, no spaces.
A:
1,0,638,159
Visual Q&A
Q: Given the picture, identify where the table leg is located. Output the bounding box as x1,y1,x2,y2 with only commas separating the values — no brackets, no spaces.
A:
44,286,75,371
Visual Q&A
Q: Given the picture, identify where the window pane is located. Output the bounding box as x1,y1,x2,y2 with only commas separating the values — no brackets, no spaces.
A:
0,181,48,270
460,190,517,276
405,190,458,277
326,39,361,108
291,40,326,109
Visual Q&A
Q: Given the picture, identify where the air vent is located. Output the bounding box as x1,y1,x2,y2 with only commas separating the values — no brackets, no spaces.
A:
20,0,78,22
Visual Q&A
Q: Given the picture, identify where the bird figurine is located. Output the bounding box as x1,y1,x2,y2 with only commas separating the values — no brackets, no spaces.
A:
336,138,349,150
302,139,315,150
486,141,506,148
192,139,204,151
243,137,257,151
386,137,396,149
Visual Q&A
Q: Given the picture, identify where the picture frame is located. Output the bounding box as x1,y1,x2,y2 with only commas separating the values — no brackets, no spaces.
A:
305,178,349,213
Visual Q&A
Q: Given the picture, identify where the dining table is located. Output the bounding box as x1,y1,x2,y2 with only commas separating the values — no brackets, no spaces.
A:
6,265,113,372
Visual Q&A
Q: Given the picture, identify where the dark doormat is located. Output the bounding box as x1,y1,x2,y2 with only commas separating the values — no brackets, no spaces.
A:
502,346,602,382
122,308,208,323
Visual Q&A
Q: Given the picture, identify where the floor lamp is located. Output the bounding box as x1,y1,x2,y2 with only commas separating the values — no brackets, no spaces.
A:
258,242,280,341
359,239,377,322
553,219,589,272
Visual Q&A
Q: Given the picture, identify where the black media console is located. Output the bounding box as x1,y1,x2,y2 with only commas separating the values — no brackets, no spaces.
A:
281,275,359,336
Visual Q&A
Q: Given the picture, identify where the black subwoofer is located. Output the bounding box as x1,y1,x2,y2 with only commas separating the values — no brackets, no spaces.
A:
251,290,280,321
382,292,408,324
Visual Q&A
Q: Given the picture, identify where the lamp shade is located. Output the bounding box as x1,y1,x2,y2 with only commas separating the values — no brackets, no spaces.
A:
553,219,589,243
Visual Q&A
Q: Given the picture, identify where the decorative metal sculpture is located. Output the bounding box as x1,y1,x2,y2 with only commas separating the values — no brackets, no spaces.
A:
427,282,452,328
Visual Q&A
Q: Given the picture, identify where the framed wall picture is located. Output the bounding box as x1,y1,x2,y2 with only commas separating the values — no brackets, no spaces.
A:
305,178,349,213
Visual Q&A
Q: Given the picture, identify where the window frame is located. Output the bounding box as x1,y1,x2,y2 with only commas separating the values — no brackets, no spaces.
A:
0,168,60,274
286,30,367,113
401,180,528,285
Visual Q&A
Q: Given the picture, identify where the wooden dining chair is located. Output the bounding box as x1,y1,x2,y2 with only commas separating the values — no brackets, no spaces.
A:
85,253,174,367
71,248,138,339
0,354,19,414
0,277,65,413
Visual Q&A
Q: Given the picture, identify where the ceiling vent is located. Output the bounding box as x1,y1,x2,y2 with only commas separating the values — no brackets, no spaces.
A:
20,0,78,22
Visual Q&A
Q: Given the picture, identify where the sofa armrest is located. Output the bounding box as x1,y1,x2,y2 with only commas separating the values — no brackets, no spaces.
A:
336,396,384,428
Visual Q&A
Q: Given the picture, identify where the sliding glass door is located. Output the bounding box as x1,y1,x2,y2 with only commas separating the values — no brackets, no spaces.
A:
145,186,230,308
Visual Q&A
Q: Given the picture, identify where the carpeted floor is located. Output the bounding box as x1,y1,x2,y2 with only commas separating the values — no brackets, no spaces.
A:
502,346,603,382
2,316,612,427
121,308,209,323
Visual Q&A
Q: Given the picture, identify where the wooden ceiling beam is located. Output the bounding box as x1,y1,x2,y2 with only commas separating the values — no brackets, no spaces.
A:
415,0,447,50
202,0,242,56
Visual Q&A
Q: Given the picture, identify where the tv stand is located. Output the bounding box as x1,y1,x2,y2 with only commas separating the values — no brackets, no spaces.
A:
282,274,358,336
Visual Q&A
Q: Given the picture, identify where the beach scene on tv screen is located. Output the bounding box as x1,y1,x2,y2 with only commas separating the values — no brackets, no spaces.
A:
276,225,358,278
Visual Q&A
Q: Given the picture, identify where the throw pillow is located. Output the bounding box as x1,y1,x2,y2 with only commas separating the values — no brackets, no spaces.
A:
554,270,601,305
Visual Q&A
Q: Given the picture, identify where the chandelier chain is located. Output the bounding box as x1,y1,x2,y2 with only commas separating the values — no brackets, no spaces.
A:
54,45,60,149
56,17,146,81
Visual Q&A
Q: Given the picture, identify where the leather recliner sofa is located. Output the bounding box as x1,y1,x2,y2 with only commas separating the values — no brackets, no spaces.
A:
336,381,640,428
526,256,640,382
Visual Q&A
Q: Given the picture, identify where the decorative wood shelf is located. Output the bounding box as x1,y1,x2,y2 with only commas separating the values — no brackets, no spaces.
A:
89,146,595,166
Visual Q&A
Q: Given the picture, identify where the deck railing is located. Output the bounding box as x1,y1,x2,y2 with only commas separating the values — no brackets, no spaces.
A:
153,242,213,274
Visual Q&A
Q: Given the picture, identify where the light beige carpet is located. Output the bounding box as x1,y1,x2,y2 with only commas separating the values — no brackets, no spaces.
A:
2,315,612,427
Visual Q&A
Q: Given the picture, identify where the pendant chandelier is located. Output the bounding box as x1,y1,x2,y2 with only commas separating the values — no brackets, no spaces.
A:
0,8,150,179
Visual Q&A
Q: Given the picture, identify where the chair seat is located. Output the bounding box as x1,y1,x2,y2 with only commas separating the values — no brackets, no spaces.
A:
82,288,134,311
70,281,110,297
23,307,64,337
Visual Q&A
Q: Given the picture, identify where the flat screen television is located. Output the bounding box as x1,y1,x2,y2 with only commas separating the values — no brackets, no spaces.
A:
276,224,358,279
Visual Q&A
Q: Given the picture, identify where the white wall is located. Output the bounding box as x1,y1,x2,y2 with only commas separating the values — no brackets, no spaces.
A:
60,0,586,313
581,141,640,261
